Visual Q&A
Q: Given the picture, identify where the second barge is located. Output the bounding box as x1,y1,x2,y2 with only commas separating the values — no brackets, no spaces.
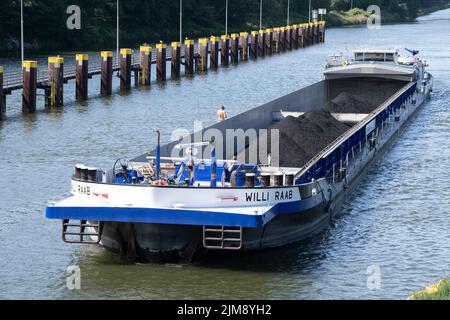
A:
46,48,433,262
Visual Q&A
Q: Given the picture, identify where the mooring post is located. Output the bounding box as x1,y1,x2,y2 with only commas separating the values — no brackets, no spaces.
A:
308,23,313,45
321,21,326,42
316,22,321,43
292,25,299,49
221,35,230,66
272,28,280,53
239,32,249,61
139,45,152,85
47,56,64,107
22,61,37,113
155,43,167,82
257,30,266,57
0,66,4,120
265,28,273,55
301,24,307,47
119,48,132,90
210,36,219,69
171,42,181,78
198,38,209,71
75,54,89,101
250,31,258,60
100,51,113,96
184,39,195,75
230,34,239,64
279,27,286,52
286,26,292,50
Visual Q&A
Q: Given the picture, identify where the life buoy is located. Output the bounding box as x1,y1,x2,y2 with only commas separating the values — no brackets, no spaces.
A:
341,60,349,67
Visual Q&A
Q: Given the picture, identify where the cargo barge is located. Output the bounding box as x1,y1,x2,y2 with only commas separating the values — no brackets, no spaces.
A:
46,49,433,262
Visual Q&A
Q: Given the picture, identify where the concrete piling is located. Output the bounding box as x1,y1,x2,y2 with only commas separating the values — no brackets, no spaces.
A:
210,36,219,69
75,54,89,101
221,35,230,66
156,43,167,82
0,66,4,120
22,61,37,113
139,45,152,85
171,42,181,78
100,51,113,96
119,48,132,90
239,32,249,61
250,31,258,60
198,38,209,71
230,34,239,64
265,28,273,55
184,39,195,75
258,30,266,57
47,56,64,107
279,27,286,52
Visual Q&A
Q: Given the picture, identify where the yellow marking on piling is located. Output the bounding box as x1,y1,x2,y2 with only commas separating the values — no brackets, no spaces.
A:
265,28,273,33
210,36,219,42
76,54,89,61
0,66,3,73
258,29,265,34
240,32,248,37
171,42,181,47
231,33,239,39
140,45,152,53
101,51,113,58
199,38,209,44
184,39,194,46
251,31,258,36
48,56,64,64
120,48,132,55
221,35,230,40
156,43,166,49
22,61,37,69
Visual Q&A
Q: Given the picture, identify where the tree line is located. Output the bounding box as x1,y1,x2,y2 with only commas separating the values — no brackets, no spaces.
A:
1,0,449,55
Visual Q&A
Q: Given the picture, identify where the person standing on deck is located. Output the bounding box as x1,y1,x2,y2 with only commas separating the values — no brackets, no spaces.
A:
217,106,227,121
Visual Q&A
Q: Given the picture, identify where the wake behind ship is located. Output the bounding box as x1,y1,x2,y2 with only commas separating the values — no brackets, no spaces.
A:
46,48,433,262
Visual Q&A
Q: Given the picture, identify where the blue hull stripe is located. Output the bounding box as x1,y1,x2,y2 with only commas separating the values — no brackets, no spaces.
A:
46,195,323,227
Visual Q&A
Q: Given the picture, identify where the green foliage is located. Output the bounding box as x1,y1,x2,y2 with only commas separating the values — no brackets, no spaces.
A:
409,278,450,300
0,0,449,55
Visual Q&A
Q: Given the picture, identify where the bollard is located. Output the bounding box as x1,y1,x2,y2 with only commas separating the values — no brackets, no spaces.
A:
239,32,249,61
273,28,280,53
100,51,113,96
258,30,266,57
265,28,273,55
250,31,258,60
221,35,230,66
299,24,305,48
210,36,219,69
0,66,4,120
279,27,286,52
156,43,166,82
315,22,321,43
198,38,209,71
286,26,292,50
292,25,299,49
22,61,37,113
139,45,152,85
171,42,181,78
75,54,89,101
119,48,132,90
230,34,239,64
184,39,195,75
47,56,64,107
308,23,313,46
320,21,326,42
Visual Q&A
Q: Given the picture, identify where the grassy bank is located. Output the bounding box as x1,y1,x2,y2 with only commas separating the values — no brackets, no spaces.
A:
408,278,450,300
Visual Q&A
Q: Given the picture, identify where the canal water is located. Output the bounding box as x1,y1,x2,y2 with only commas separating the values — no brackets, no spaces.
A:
0,10,449,300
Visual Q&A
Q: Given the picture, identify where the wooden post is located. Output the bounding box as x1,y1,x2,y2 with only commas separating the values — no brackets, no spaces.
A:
321,21,326,42
120,48,132,90
286,26,292,50
156,43,166,82
75,54,88,100
299,25,305,48
273,28,280,53
265,28,273,55
250,31,258,60
171,42,181,78
230,34,239,64
139,45,152,85
198,38,209,71
292,25,299,49
184,39,195,75
308,23,313,46
210,36,219,69
239,32,249,61
0,66,4,120
279,27,286,52
22,61,37,113
48,56,64,107
101,51,113,96
258,30,266,57
221,35,230,66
